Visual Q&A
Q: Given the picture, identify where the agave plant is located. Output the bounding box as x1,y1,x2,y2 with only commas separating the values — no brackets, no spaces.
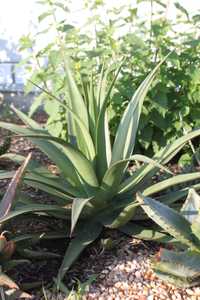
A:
1,56,200,287
137,189,200,287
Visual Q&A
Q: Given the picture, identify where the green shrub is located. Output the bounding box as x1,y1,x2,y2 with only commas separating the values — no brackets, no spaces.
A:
19,0,200,155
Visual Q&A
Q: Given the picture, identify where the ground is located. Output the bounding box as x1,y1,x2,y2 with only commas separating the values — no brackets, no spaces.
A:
1,126,200,299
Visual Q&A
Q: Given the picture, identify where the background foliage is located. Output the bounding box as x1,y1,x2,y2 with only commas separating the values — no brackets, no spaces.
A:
19,0,200,155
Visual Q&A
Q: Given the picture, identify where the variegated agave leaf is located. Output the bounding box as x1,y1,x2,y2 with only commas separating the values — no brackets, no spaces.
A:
181,188,200,223
137,192,200,250
180,189,200,241
153,249,200,288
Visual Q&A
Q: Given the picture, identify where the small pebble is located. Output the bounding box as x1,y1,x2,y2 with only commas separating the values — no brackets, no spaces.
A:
135,271,141,279
79,238,200,300
186,288,194,296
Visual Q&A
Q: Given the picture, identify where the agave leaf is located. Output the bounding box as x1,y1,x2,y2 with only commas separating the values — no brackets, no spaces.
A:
154,270,200,288
103,201,138,229
15,133,98,192
191,220,200,241
157,183,200,204
57,221,102,286
154,249,200,278
0,171,13,185
18,249,60,259
13,97,96,162
25,173,75,198
93,154,172,217
0,153,83,198
0,123,99,196
11,104,42,129
118,164,154,195
64,107,96,162
1,153,41,169
53,279,70,296
94,194,139,226
190,197,200,240
95,62,123,180
86,75,98,141
12,232,68,244
96,64,108,110
0,153,31,221
64,61,91,158
23,180,75,203
0,170,77,203
0,204,69,223
21,135,98,195
181,189,200,223
118,155,172,196
132,155,172,174
95,112,111,181
111,54,170,164
0,169,78,201
137,193,200,249
102,154,172,200
3,259,30,272
0,121,82,189
0,189,34,209
158,127,200,164
64,61,89,128
80,75,96,141
118,128,200,196
143,172,200,197
119,223,175,242
71,197,93,234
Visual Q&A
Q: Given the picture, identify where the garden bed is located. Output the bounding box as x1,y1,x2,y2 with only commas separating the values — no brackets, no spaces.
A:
0,134,200,300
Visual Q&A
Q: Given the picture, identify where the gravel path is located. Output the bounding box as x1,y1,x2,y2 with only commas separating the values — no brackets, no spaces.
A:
84,238,200,300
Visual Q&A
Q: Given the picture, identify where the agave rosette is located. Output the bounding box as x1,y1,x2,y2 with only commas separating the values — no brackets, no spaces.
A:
1,55,200,285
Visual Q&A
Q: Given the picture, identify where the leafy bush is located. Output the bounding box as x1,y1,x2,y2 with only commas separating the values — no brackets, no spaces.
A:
19,0,200,155
1,59,200,288
138,189,200,287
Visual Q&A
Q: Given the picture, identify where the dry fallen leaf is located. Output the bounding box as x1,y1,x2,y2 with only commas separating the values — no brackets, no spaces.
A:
5,288,33,299
0,272,19,289
0,153,32,221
